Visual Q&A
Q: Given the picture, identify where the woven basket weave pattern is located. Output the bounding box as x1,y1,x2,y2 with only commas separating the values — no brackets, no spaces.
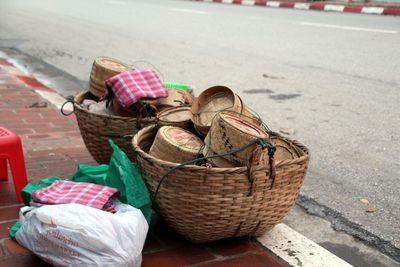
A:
156,107,193,131
74,91,155,164
133,126,310,243
149,126,202,163
208,112,268,165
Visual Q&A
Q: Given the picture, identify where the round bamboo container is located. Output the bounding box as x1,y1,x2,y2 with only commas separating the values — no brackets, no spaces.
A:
89,57,129,97
149,126,203,163
209,111,268,165
203,134,239,168
271,136,303,163
157,106,193,130
156,88,194,111
191,86,242,136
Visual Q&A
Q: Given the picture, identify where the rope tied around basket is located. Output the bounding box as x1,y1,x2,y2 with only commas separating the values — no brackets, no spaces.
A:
152,137,276,201
173,100,190,106
256,138,276,156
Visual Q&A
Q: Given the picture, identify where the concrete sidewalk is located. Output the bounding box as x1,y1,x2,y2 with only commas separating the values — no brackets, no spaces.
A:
188,0,400,15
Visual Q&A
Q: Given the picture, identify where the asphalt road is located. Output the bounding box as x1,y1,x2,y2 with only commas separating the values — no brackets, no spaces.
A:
0,0,399,256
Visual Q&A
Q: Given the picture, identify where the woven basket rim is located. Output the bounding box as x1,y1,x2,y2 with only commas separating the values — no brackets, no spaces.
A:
218,111,268,139
190,85,241,126
156,106,191,123
133,125,310,170
93,56,129,69
74,91,156,122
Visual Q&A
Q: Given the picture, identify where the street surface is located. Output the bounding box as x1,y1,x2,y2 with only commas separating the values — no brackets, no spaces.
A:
0,0,399,259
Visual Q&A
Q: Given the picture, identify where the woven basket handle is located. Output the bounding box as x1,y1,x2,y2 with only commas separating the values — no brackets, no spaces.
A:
136,103,157,129
60,96,76,116
248,142,276,195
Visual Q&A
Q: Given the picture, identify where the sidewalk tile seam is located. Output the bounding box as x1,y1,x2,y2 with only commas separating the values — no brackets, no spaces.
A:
0,219,18,225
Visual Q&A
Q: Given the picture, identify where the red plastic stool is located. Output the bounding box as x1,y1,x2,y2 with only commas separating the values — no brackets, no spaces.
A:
0,127,28,203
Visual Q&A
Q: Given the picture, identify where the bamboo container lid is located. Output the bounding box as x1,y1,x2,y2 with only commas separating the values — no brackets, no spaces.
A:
89,57,129,97
157,106,193,130
156,88,194,111
208,111,269,165
191,86,242,136
149,126,203,163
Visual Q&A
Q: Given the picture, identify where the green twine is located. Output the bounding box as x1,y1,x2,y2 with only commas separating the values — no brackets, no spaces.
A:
153,137,275,201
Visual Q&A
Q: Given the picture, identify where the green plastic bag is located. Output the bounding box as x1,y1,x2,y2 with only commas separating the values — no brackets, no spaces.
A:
104,140,152,223
70,164,109,184
9,221,21,241
10,140,152,240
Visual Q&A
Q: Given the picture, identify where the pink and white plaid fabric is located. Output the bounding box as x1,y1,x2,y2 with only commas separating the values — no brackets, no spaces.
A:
105,69,168,108
31,180,119,213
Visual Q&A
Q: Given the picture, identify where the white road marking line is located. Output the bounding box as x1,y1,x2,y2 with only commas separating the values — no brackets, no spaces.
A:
324,4,345,12
169,8,206,14
300,22,397,34
222,0,234,3
105,0,127,5
362,7,384,14
247,16,266,20
203,0,214,2
267,1,281,7
294,3,310,9
242,0,256,6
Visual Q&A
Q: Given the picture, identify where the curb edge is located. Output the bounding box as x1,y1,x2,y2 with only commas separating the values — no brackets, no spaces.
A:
192,0,400,15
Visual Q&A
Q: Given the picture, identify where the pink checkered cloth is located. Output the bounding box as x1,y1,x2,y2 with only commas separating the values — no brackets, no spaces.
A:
31,180,119,213
105,69,168,108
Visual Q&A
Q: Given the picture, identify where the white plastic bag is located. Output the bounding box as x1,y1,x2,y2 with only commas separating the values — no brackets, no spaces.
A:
16,202,148,267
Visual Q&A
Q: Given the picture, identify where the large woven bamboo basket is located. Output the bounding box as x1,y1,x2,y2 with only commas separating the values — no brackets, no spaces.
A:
74,91,156,164
133,125,310,243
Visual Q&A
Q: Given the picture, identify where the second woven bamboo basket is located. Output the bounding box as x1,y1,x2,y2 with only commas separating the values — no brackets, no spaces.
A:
133,125,310,243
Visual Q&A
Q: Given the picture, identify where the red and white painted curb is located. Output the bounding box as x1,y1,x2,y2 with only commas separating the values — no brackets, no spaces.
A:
193,0,400,15
0,55,72,113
